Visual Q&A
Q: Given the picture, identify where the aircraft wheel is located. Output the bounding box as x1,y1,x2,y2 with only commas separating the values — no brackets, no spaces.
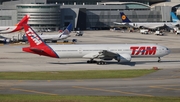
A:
87,60,97,63
93,60,97,63
97,61,100,65
102,61,106,65
97,61,106,65
158,57,161,62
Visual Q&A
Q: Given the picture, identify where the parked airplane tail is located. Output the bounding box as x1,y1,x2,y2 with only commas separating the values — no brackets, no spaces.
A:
171,12,179,22
120,12,131,23
59,23,72,38
62,23,72,35
23,24,59,58
16,14,30,26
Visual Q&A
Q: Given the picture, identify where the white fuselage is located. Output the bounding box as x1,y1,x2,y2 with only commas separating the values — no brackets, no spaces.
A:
39,34,70,41
49,44,170,58
123,22,177,29
0,26,20,34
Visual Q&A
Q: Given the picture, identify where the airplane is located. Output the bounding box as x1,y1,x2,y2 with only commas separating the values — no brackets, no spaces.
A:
22,24,170,65
171,12,179,22
0,14,30,34
113,12,179,29
0,35,11,43
22,23,72,43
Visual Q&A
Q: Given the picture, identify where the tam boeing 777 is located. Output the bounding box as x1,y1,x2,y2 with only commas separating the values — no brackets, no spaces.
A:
114,12,179,29
22,24,170,65
0,14,30,34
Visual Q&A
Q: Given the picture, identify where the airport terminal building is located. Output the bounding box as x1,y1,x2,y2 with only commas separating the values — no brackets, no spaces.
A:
0,0,180,31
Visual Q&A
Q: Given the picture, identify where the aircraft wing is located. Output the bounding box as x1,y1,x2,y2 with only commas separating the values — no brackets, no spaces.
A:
143,24,165,29
83,50,118,59
113,22,123,25
113,22,136,28
0,28,9,31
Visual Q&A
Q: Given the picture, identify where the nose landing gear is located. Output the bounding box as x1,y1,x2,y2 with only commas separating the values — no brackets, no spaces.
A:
158,57,161,62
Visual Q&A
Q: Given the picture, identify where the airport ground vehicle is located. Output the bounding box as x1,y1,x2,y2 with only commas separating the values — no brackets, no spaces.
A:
154,31,164,36
140,29,149,34
76,31,83,36
176,30,180,35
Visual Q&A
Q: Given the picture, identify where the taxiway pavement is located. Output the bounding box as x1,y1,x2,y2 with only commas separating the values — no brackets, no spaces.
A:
0,68,180,96
0,31,180,71
0,30,180,96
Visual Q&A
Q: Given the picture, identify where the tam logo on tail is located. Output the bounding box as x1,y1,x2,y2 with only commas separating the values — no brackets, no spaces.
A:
26,28,42,45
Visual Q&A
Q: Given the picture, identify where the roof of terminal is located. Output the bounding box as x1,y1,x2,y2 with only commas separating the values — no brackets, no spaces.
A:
99,2,150,8
151,2,180,8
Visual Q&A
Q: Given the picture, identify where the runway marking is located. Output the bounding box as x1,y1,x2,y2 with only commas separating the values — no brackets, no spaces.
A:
11,88,58,96
75,80,84,82
149,85,180,91
73,86,153,97
18,80,24,82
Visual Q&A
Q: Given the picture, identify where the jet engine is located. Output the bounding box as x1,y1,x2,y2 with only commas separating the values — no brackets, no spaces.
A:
114,54,131,63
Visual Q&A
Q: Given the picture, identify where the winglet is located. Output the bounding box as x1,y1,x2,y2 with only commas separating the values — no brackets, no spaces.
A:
120,12,131,23
16,14,30,26
171,12,179,22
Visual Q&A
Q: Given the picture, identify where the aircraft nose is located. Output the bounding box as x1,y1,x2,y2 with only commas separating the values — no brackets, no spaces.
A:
166,48,170,55
167,49,170,55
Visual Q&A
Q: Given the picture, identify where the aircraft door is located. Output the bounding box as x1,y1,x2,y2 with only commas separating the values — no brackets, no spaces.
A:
79,47,82,54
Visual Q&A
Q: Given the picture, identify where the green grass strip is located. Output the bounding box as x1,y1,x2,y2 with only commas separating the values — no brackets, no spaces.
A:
0,95,179,102
0,69,156,80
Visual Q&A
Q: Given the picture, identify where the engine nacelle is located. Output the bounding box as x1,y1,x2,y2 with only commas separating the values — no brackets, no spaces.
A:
114,54,131,63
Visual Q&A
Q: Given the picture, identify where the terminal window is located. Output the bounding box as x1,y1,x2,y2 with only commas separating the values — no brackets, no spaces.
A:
0,16,11,20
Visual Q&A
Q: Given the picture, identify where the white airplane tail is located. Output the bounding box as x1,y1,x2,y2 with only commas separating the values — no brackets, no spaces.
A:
59,23,72,37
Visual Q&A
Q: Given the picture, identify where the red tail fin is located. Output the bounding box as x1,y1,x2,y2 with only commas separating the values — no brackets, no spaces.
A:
16,15,30,26
23,24,46,47
23,24,59,58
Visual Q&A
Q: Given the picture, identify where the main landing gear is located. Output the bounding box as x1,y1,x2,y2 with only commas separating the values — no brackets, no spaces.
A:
97,61,106,65
87,59,97,63
87,59,106,65
158,57,161,62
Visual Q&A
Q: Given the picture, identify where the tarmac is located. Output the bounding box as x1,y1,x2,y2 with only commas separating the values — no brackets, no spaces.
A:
0,30,180,96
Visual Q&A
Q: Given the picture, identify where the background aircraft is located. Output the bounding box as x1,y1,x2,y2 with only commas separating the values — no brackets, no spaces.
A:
114,12,179,29
171,12,180,22
0,35,11,43
22,23,72,43
22,24,170,65
0,14,29,34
